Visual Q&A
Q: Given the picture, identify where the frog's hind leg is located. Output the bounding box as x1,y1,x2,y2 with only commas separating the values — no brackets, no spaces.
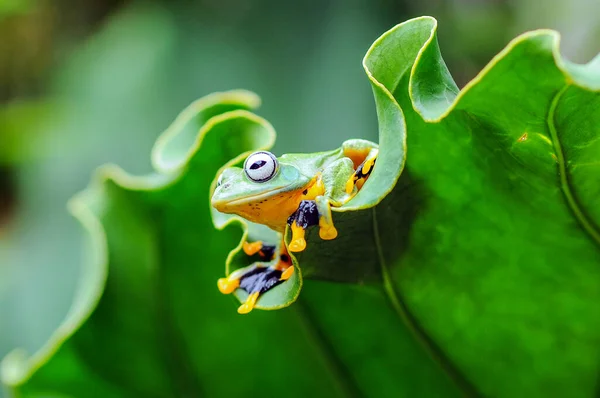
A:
273,240,294,280
242,240,276,261
344,147,379,194
219,238,294,314
342,139,377,168
236,244,293,313
218,261,289,314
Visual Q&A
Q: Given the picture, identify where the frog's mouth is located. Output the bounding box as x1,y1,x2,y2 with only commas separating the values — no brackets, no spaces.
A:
212,185,293,212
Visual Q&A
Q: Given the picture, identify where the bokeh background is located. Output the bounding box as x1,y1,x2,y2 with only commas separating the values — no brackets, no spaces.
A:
0,0,598,396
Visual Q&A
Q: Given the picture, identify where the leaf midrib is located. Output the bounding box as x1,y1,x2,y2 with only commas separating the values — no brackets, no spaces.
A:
295,301,364,398
547,84,600,247
371,206,479,397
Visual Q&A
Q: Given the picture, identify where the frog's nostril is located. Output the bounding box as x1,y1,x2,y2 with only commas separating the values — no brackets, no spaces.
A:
223,183,231,189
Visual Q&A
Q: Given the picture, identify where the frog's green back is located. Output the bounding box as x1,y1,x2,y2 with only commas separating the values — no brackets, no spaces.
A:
279,148,344,176
280,138,378,178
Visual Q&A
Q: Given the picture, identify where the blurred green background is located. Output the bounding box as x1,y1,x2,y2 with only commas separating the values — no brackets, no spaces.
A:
0,0,598,396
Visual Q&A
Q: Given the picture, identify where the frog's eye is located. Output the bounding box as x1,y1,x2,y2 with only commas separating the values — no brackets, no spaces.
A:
244,151,278,183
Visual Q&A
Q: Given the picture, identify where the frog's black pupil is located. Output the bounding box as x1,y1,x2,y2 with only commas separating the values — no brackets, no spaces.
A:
250,160,266,170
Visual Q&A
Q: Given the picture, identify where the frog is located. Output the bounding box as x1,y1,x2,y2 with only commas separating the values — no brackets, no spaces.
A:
211,138,378,314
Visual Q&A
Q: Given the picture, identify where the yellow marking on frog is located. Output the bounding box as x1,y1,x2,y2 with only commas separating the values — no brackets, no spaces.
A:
345,150,378,194
238,292,260,314
344,147,372,169
242,241,263,256
303,174,325,200
518,133,528,142
217,277,239,294
362,158,375,174
319,216,338,240
345,176,357,194
288,221,306,252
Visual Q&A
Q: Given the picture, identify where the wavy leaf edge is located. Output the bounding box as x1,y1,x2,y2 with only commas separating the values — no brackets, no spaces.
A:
0,90,270,388
3,14,599,390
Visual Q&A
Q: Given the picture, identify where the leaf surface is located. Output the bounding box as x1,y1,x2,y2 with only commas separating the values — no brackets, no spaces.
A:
3,16,600,398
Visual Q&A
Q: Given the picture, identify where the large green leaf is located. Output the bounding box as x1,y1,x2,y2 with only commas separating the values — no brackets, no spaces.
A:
3,15,600,398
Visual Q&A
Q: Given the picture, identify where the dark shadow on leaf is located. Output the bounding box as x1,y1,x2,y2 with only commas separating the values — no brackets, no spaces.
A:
295,169,424,285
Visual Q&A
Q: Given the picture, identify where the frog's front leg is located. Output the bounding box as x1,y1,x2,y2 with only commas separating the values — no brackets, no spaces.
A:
287,200,320,252
287,197,337,252
287,158,356,252
316,195,338,240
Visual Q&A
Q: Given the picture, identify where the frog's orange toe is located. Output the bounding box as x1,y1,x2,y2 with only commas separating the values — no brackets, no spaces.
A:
242,241,263,256
319,226,338,240
237,292,260,314
289,221,307,252
218,277,239,294
288,238,306,252
280,265,294,280
318,216,338,240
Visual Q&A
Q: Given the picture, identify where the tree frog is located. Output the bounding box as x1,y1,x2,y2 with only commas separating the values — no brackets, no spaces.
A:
211,139,378,313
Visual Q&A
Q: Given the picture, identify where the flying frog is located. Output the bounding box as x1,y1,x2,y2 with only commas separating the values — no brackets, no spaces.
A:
211,138,378,313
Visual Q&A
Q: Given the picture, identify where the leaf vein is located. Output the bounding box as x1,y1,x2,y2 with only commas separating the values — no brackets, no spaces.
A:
295,301,364,398
547,84,600,247
372,207,479,397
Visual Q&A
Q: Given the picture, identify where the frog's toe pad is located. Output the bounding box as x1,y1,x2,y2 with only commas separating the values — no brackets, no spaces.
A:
289,221,308,252
238,292,260,314
319,217,338,240
280,265,294,281
217,278,239,294
319,225,338,240
242,241,263,256
288,238,306,252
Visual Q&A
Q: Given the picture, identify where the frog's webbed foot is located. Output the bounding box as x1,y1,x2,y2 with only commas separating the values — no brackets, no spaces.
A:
218,239,294,314
344,147,379,194
287,197,340,252
218,264,286,314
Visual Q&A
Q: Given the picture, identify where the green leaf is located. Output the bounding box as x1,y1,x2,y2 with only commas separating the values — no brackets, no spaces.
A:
3,15,600,398
298,16,600,397
354,16,599,397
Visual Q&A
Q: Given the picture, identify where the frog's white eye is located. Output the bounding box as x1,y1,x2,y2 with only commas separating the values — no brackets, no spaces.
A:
244,151,278,183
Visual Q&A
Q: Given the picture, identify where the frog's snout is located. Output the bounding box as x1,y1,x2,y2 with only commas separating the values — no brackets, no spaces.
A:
211,188,227,211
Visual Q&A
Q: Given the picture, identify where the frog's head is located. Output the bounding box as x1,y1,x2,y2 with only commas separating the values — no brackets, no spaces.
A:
211,151,310,216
